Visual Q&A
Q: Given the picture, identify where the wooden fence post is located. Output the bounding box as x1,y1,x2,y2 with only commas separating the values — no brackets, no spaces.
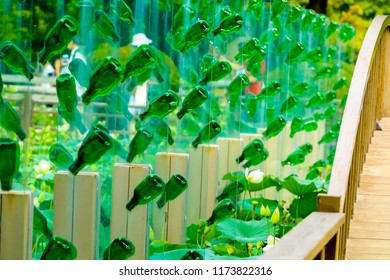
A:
0,191,33,260
153,153,189,244
111,163,151,260
53,171,101,260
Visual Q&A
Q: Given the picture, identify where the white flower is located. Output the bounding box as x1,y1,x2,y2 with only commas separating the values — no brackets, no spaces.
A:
262,244,274,253
34,160,51,178
267,235,280,245
245,168,264,184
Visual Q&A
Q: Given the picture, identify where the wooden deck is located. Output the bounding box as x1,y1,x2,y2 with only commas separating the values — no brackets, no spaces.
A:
345,118,390,259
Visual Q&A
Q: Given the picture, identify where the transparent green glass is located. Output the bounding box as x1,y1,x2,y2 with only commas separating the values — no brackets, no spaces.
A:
94,10,120,42
0,41,35,80
126,127,154,163
191,120,222,148
126,174,165,212
156,174,188,208
103,237,135,260
41,236,77,260
0,100,26,140
0,138,20,191
81,56,124,105
38,15,79,64
206,199,236,226
49,143,73,170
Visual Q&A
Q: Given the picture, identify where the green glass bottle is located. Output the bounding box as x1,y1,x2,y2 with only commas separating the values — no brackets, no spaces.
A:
81,56,124,105
302,117,318,132
177,86,209,119
126,174,165,211
139,90,180,121
0,138,20,191
297,143,313,156
234,38,262,63
259,27,280,43
285,42,304,63
340,93,348,109
191,120,222,149
227,74,250,108
200,54,217,77
88,123,127,160
199,60,232,86
306,92,325,108
103,237,135,260
276,35,292,54
333,77,348,91
326,20,339,37
324,89,337,103
262,116,286,139
180,20,211,53
281,150,305,166
0,100,26,140
56,74,78,113
324,104,337,120
339,23,355,42
327,45,338,59
143,117,174,145
106,93,134,121
171,5,196,34
34,206,53,239
94,10,120,42
318,130,338,145
312,159,326,169
292,81,309,95
314,112,325,121
213,13,244,36
242,149,269,168
41,236,77,260
216,179,247,202
290,116,303,138
111,0,135,25
49,143,73,170
236,138,265,164
69,58,91,88
279,95,298,114
312,14,327,31
271,0,288,19
301,9,316,30
156,174,188,208
181,250,203,260
302,47,323,63
38,15,79,64
257,81,281,99
0,41,35,80
206,199,236,225
286,4,303,25
305,168,320,180
314,66,332,80
126,127,154,163
123,45,157,81
331,121,342,133
58,105,87,134
244,93,258,119
68,128,113,175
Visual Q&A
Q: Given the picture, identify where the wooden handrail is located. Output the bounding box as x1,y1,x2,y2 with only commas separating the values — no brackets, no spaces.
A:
261,15,390,260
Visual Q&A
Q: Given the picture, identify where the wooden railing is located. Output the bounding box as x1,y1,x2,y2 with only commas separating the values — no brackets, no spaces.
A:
260,15,390,260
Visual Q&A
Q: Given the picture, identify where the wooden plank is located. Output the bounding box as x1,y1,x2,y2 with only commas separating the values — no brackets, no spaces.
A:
73,172,101,260
349,221,390,239
347,238,390,255
53,171,74,240
111,163,151,260
217,138,242,192
345,252,390,260
352,213,390,223
360,174,390,184
154,152,189,244
259,212,344,260
355,193,390,207
0,191,33,260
